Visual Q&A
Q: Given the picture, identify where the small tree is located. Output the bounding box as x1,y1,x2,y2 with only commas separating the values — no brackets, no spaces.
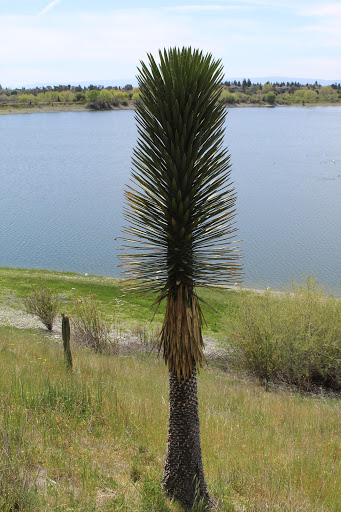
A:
24,284,59,331
86,89,101,109
265,91,277,104
121,47,241,509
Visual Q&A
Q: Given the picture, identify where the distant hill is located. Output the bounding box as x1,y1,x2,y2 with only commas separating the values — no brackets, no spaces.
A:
19,78,138,90
8,76,341,90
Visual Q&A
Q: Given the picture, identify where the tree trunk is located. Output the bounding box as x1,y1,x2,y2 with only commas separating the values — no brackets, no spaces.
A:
162,368,212,509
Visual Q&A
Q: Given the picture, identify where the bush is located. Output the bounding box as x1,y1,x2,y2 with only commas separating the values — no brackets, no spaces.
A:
71,294,114,353
24,284,59,331
220,90,237,104
73,92,86,103
265,91,277,104
231,276,341,391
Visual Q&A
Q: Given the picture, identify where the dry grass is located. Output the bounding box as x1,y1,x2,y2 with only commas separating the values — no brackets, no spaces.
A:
0,325,340,511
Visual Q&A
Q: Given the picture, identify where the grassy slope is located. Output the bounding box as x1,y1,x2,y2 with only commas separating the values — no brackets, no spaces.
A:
0,267,243,341
1,327,340,512
0,268,340,511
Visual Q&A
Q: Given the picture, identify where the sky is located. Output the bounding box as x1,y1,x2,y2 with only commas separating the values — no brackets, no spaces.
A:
1,0,341,88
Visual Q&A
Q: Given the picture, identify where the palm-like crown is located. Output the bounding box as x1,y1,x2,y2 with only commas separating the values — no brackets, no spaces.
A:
121,48,241,378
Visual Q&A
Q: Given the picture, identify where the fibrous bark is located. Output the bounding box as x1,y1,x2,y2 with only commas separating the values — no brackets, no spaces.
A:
159,285,206,382
162,368,212,509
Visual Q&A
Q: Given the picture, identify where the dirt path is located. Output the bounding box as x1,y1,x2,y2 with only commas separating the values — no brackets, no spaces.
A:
0,304,55,331
0,304,226,360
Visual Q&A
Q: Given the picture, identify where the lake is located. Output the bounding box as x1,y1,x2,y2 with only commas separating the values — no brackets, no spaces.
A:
1,107,341,292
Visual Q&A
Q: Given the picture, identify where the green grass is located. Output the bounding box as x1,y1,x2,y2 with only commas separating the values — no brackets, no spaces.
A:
0,325,340,511
0,267,243,341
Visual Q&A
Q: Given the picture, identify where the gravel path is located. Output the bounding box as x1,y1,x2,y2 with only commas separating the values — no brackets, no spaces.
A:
0,304,58,332
0,304,227,360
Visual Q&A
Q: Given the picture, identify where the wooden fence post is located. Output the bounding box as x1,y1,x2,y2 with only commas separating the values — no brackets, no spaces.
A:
62,313,73,370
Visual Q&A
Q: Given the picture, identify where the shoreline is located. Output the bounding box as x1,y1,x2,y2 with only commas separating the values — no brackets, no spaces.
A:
1,102,340,115
0,102,135,115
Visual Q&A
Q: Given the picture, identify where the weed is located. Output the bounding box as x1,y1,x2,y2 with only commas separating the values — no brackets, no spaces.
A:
71,294,114,353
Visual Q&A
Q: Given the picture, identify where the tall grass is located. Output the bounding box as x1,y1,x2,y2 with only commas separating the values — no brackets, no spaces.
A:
0,325,340,511
71,294,114,353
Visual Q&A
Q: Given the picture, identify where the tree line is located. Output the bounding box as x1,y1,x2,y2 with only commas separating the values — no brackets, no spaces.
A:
221,79,341,105
1,79,341,109
0,83,138,109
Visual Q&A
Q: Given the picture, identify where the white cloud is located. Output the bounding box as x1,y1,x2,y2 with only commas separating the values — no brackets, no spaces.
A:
166,4,252,12
38,0,62,17
192,0,324,13
300,23,341,42
278,57,341,79
302,3,341,17
0,9,207,85
296,2,341,47
0,2,340,86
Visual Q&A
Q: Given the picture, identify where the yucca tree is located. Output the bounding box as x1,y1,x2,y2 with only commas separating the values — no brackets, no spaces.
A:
121,47,241,509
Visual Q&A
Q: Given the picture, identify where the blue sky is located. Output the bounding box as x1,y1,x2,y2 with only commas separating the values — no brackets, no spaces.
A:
1,0,340,87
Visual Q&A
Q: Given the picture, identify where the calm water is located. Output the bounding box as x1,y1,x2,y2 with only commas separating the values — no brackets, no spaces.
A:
1,107,341,291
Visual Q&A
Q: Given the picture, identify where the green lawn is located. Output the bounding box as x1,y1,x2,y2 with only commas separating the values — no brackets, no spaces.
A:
0,267,243,342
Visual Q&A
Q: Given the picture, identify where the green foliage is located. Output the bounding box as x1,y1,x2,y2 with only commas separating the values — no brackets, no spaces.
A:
74,91,86,103
114,91,129,103
17,93,37,105
85,89,130,110
303,90,318,103
132,91,140,101
24,283,59,330
0,267,242,342
220,90,237,104
122,47,241,298
71,294,114,353
85,89,100,108
265,91,277,104
2,268,340,392
121,47,241,383
219,80,341,105
232,276,341,390
98,89,113,109
2,81,341,112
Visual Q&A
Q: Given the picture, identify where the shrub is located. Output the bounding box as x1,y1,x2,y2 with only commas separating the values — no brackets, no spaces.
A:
265,91,277,104
220,90,237,104
231,276,341,391
24,284,59,331
73,92,86,103
71,294,114,353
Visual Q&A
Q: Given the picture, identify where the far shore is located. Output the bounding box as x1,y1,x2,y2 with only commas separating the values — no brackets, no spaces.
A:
0,102,135,115
1,101,340,115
